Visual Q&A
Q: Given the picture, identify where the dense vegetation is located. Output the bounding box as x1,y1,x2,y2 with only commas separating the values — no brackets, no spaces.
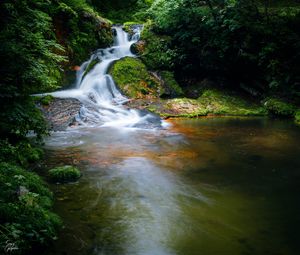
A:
0,0,112,254
0,0,299,254
141,0,300,99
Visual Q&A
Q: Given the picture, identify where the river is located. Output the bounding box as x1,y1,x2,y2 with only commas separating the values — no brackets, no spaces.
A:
40,25,300,255
41,117,300,255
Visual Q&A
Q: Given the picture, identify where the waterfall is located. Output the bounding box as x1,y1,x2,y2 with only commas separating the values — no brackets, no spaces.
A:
48,26,162,129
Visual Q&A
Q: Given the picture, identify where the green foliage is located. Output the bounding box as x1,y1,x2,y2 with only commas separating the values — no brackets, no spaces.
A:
0,0,65,96
109,57,162,98
0,0,63,141
0,163,61,255
91,0,153,23
264,98,296,116
146,0,300,98
0,98,48,141
48,166,81,183
0,140,43,167
54,0,113,64
140,20,177,70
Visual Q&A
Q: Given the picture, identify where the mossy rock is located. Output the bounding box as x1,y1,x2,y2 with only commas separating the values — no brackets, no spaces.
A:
130,89,267,118
123,22,139,35
49,166,81,183
130,40,146,55
34,95,55,106
109,57,162,99
159,71,184,98
82,58,100,80
264,98,296,117
198,89,266,116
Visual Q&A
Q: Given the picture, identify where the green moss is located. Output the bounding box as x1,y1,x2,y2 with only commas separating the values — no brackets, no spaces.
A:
0,163,61,254
264,98,296,117
49,166,81,183
123,22,139,34
33,95,54,106
140,89,266,118
82,58,100,80
159,71,184,98
109,57,162,98
198,89,266,116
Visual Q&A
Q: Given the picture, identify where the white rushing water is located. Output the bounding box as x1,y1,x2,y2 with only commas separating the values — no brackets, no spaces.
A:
48,26,162,129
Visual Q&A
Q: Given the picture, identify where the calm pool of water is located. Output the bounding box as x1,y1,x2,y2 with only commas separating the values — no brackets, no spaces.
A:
41,117,300,255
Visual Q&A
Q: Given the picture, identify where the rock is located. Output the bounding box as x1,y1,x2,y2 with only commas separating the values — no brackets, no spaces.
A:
130,40,145,55
108,57,163,99
153,71,184,98
39,98,82,131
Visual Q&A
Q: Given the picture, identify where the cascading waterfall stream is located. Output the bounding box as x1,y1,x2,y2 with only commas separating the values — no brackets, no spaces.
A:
48,26,162,129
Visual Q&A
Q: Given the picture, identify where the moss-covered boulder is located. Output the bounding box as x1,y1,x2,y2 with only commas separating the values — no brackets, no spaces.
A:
49,166,81,183
264,98,296,117
109,57,163,99
158,71,184,98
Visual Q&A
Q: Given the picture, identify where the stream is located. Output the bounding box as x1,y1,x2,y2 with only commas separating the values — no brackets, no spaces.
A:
41,27,300,255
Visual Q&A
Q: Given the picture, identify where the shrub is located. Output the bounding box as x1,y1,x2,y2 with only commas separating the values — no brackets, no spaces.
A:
49,166,81,183
0,163,61,254
264,98,296,117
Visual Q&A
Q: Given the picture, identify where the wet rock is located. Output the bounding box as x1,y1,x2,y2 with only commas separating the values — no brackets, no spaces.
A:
39,98,82,131
130,40,145,55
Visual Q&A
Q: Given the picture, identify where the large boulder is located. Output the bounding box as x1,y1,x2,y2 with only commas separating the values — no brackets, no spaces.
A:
109,57,163,99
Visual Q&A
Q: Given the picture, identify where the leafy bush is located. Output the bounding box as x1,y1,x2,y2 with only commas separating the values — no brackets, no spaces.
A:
49,166,81,183
0,163,61,255
140,20,177,70
264,98,296,116
146,0,300,98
